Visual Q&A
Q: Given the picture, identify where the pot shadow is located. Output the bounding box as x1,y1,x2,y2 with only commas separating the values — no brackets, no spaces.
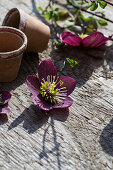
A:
0,114,8,125
100,118,113,157
52,44,113,88
0,52,39,92
8,105,69,170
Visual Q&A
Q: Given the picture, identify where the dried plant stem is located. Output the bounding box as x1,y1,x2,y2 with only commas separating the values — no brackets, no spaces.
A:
67,0,113,24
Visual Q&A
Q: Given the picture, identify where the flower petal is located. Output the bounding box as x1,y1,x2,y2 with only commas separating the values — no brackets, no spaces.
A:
0,91,11,106
0,106,11,114
33,95,54,111
59,31,82,46
82,32,111,47
33,95,73,110
57,33,62,40
57,76,76,95
95,35,112,47
53,97,73,109
26,75,40,96
38,60,57,82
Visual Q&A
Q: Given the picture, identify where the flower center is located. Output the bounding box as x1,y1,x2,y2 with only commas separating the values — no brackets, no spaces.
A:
79,33,88,39
40,75,67,104
0,94,3,104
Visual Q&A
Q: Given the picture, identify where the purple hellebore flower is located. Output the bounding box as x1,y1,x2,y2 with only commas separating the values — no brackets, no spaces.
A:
0,91,11,114
26,60,76,111
58,30,112,47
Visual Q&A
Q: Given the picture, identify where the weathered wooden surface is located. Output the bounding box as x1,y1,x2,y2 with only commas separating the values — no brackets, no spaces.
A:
0,0,113,170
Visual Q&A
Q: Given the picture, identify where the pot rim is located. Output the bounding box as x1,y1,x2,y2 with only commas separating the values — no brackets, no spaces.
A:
2,8,26,32
0,26,27,59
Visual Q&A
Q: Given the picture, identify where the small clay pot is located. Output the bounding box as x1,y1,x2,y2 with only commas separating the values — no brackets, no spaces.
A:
0,26,27,82
2,8,50,53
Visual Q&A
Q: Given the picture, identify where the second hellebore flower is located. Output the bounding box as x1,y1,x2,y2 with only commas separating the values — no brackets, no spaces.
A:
58,31,112,47
0,91,12,114
26,60,76,111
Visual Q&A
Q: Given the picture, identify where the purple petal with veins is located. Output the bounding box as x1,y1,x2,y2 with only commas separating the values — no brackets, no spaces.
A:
0,91,11,106
33,95,54,111
57,76,76,95
38,60,57,82
0,106,11,114
59,31,82,47
82,32,112,47
26,75,40,96
53,97,73,109
26,60,76,111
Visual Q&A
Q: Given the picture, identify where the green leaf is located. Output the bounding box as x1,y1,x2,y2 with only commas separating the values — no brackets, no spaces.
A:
61,58,79,72
99,1,107,9
71,8,78,14
85,16,98,30
60,60,67,72
38,7,47,14
70,0,86,5
54,8,59,11
90,2,98,11
38,6,43,11
45,11,53,20
78,1,86,5
42,9,47,15
58,11,69,21
53,13,59,21
54,41,65,49
66,58,79,68
68,17,74,22
76,12,98,33
86,28,95,34
70,0,78,6
66,25,73,32
77,12,86,25
98,19,108,26
101,11,105,17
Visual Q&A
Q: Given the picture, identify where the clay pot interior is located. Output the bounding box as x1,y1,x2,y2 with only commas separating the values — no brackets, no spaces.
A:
0,27,27,82
0,31,23,52
3,9,20,29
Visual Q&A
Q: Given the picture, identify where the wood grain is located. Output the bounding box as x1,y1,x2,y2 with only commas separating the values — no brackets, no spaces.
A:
0,0,113,169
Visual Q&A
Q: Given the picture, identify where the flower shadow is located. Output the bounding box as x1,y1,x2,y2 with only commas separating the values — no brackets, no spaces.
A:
99,118,113,157
52,44,111,87
39,117,62,170
39,109,69,170
8,105,69,170
0,52,39,92
0,114,8,125
50,108,69,122
8,104,49,133
8,104,69,133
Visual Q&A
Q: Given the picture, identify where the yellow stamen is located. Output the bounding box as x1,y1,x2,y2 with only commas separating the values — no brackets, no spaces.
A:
79,33,88,39
0,94,3,104
40,75,67,104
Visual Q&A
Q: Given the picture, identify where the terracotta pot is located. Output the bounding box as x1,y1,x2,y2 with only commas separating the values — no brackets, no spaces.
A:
0,26,27,82
2,8,50,53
